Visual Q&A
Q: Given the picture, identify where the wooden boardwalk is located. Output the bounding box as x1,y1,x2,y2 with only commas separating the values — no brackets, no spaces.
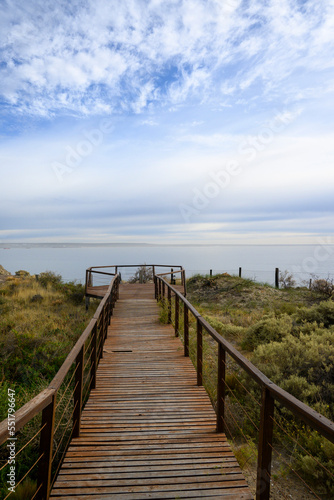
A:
50,284,252,499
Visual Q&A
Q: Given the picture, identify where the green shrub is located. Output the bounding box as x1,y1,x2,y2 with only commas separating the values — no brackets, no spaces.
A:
251,328,334,419
295,430,334,496
203,315,245,341
242,313,293,350
294,300,334,328
61,281,85,305
37,270,62,289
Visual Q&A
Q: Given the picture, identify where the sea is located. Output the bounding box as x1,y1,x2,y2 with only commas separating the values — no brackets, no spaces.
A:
1,243,333,287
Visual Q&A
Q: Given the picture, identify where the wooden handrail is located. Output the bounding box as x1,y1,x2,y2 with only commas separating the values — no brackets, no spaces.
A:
86,264,186,297
0,274,120,499
0,388,55,445
155,275,334,499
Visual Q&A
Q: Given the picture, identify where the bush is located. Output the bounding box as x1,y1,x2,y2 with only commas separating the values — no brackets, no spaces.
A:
251,328,334,419
203,316,245,341
279,270,296,288
37,271,62,289
61,281,85,305
294,300,334,328
241,313,293,350
128,265,153,283
310,277,334,298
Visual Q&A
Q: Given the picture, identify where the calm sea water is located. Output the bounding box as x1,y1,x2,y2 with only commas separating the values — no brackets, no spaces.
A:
0,244,333,285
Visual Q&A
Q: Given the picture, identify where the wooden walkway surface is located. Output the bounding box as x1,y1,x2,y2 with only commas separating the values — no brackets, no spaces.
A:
50,284,252,499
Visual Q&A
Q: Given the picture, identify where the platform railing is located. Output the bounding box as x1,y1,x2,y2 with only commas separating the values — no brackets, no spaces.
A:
155,275,334,500
85,264,186,296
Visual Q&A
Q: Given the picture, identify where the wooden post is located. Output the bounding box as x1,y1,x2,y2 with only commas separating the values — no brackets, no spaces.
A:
216,344,226,433
107,294,112,324
158,278,161,301
73,346,84,438
154,275,158,299
239,267,242,278
116,275,120,299
256,387,275,500
37,394,56,500
184,304,189,357
171,268,174,284
103,304,108,342
275,268,279,289
175,294,179,337
98,317,103,360
210,269,212,277
167,286,172,324
309,278,312,290
182,269,187,297
162,281,165,299
90,322,97,391
197,319,203,386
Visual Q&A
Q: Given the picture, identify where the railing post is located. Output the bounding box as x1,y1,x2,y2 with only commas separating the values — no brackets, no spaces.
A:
184,304,189,357
175,294,179,337
239,267,242,278
104,304,108,341
162,281,165,299
116,275,120,300
256,387,275,500
37,393,56,500
275,267,279,289
154,275,157,299
167,286,172,324
158,278,161,301
216,343,226,432
90,322,97,391
98,317,103,360
197,318,203,386
183,269,187,297
73,345,84,438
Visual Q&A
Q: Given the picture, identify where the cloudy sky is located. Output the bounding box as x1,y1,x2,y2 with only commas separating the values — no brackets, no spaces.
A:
1,0,334,244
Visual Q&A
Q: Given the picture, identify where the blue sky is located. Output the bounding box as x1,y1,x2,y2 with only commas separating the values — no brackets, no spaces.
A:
1,0,334,244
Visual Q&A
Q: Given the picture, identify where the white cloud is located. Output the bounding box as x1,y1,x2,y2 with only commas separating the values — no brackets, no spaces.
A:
1,1,333,117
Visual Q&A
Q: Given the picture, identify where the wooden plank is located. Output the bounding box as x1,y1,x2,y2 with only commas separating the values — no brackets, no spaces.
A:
50,283,252,499
51,489,251,499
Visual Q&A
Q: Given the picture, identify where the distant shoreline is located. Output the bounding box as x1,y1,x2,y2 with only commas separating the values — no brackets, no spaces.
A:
0,242,325,249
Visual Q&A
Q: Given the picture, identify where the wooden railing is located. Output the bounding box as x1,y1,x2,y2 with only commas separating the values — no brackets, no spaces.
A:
85,264,187,295
0,275,119,500
155,275,334,500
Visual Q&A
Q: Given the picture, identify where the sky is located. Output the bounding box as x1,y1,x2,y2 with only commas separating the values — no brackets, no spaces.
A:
1,0,334,245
